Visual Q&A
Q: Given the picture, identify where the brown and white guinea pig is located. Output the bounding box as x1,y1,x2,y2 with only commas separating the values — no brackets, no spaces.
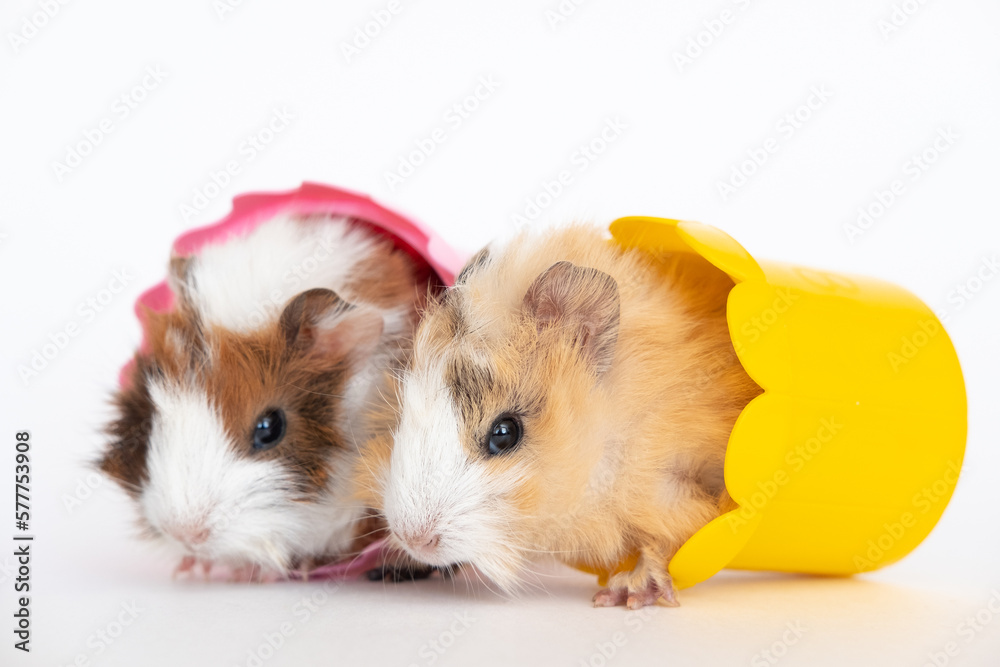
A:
361,223,761,608
99,215,427,579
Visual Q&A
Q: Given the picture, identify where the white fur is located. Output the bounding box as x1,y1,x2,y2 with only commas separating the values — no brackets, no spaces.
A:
143,215,415,571
384,360,526,590
184,215,412,430
339,301,413,444
142,379,365,569
185,216,376,333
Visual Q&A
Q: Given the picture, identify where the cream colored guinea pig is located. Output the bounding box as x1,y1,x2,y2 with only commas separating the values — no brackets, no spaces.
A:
360,223,761,608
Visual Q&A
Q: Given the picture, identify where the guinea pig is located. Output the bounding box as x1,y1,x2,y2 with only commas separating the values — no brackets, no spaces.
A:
99,214,427,580
363,223,762,608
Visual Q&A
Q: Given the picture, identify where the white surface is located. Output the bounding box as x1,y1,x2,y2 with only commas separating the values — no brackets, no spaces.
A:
2,1,999,665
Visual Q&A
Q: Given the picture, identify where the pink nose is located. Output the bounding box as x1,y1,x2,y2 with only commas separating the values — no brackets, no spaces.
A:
165,524,212,547
402,530,441,556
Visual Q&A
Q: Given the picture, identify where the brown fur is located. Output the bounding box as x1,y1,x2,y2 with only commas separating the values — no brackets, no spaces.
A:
345,237,426,310
365,224,761,595
103,300,364,499
100,220,432,564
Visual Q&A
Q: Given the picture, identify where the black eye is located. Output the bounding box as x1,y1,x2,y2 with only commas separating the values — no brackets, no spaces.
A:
487,416,522,456
253,409,286,451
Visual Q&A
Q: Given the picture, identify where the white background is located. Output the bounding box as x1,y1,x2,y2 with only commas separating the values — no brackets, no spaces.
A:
2,0,999,665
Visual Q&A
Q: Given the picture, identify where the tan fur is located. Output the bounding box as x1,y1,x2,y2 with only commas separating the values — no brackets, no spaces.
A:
366,224,761,595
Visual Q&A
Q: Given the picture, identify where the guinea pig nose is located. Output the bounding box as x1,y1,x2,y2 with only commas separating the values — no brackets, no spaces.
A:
165,523,212,547
402,529,441,555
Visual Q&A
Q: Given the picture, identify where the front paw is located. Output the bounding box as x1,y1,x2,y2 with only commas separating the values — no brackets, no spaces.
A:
594,553,679,609
593,579,678,609
172,555,213,581
227,563,270,583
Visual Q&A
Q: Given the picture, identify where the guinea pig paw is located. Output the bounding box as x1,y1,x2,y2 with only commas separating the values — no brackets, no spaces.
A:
603,548,681,609
594,577,680,610
593,588,629,607
172,555,198,580
228,564,267,584
626,579,679,610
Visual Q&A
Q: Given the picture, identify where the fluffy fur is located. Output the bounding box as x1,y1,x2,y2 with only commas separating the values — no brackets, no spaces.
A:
100,215,426,577
361,224,761,606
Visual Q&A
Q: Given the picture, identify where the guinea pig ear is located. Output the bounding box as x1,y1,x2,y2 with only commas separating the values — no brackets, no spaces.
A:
280,288,385,365
454,245,490,285
522,261,620,376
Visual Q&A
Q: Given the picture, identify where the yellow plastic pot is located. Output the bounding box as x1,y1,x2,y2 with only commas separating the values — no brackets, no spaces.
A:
587,216,967,590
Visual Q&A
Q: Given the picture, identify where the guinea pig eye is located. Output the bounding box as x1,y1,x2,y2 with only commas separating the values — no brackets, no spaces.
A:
253,409,286,451
486,415,522,456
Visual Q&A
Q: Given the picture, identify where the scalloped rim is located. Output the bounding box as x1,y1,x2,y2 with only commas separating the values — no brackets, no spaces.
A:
608,215,769,589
